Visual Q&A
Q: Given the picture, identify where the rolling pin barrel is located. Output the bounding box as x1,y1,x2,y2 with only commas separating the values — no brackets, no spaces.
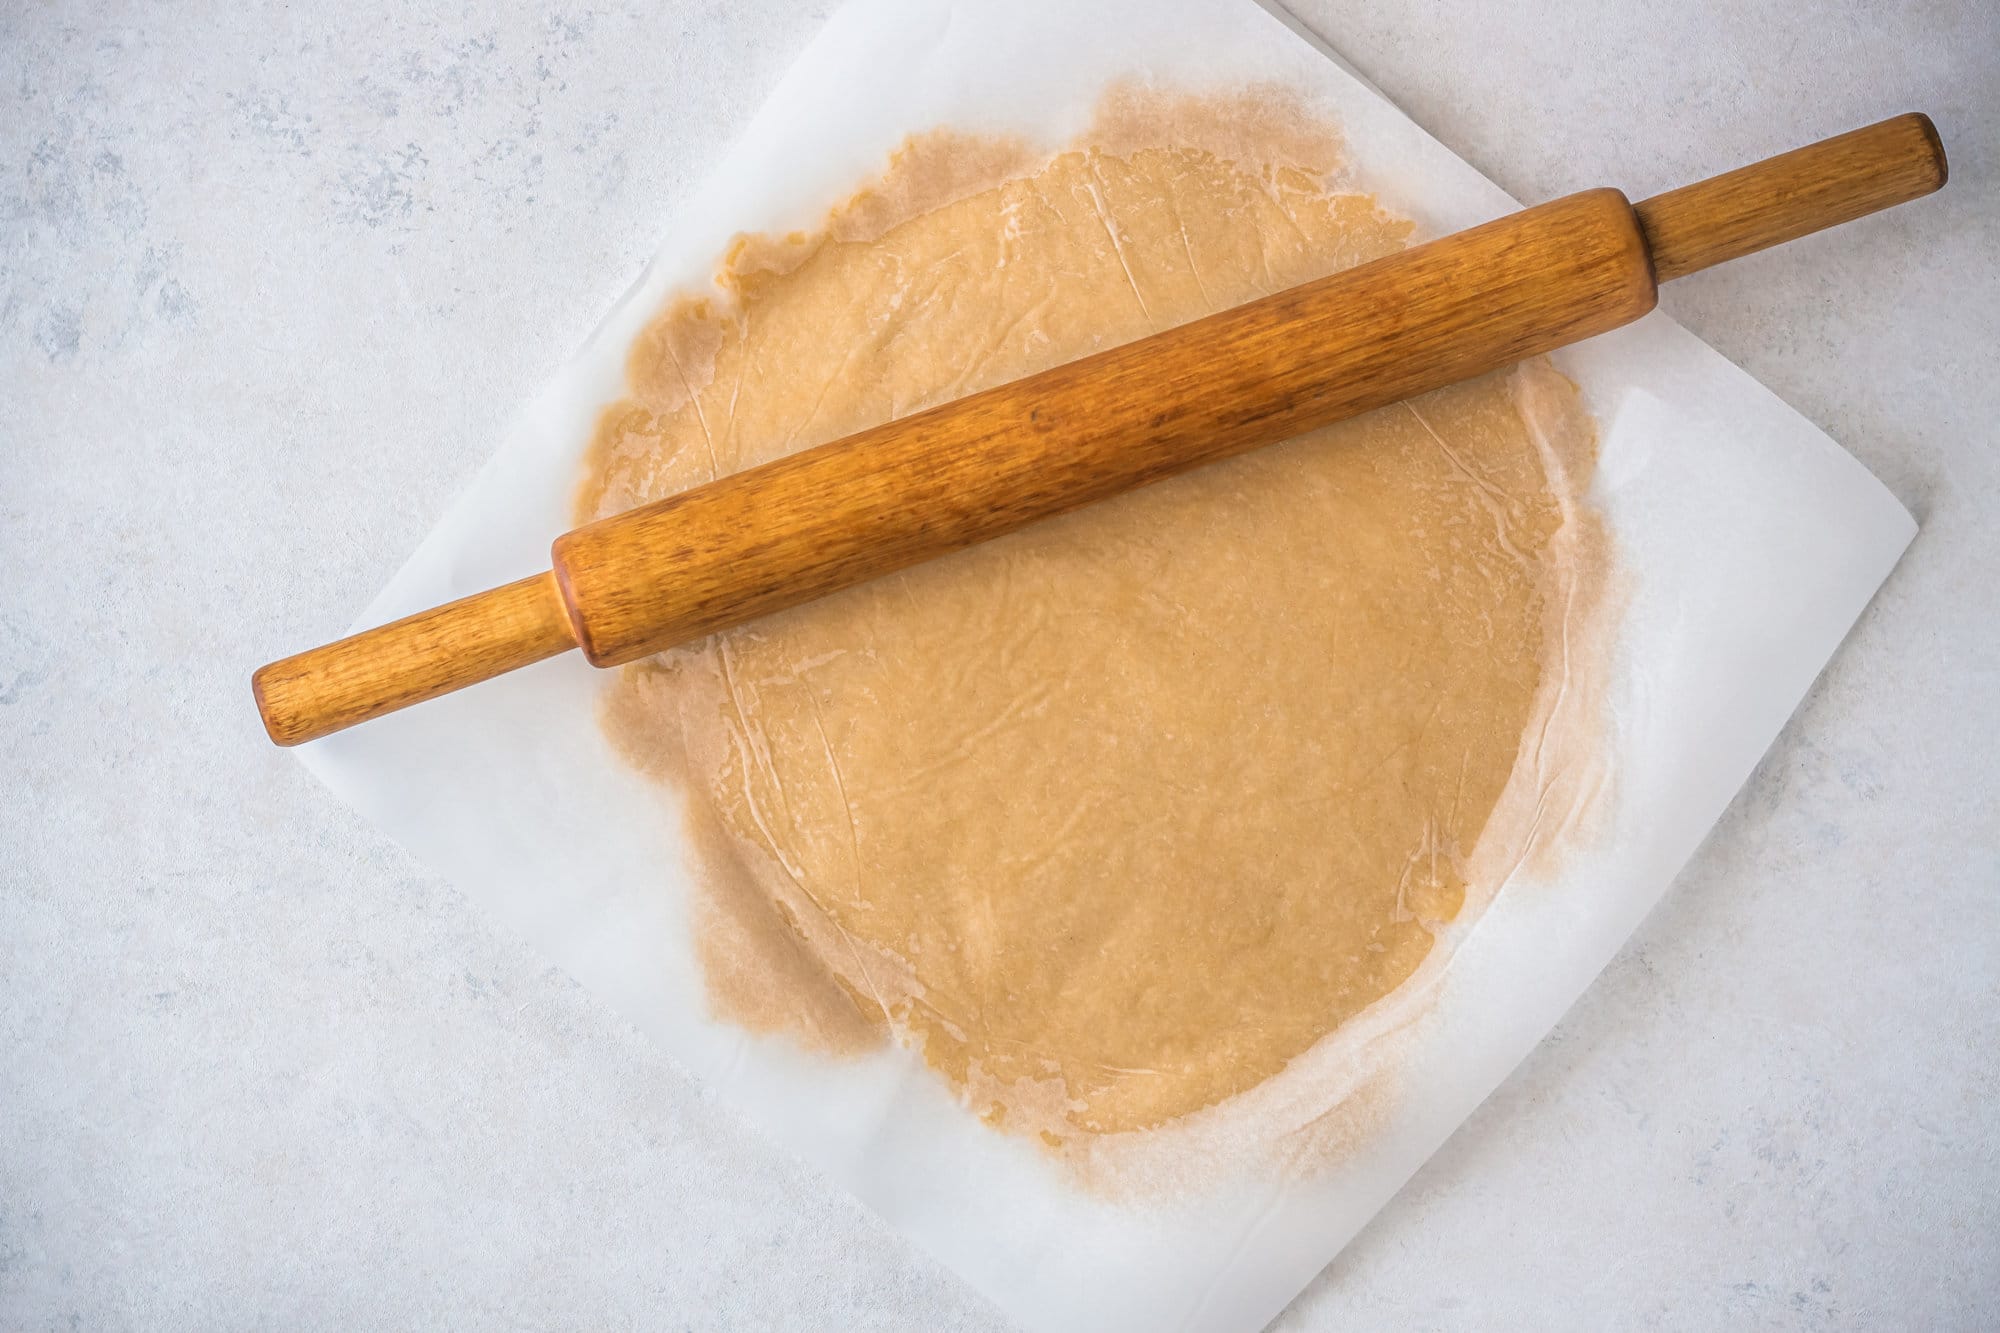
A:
553,188,1656,666
253,114,1947,746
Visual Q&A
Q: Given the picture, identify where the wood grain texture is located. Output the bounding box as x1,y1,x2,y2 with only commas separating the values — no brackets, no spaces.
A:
252,573,575,745
1636,113,1947,283
553,188,1656,666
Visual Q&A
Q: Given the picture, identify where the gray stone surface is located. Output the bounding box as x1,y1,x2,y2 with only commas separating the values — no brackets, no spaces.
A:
3,0,1994,1327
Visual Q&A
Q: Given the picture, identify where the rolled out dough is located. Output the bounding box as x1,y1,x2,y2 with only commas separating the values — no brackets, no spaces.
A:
579,88,1611,1148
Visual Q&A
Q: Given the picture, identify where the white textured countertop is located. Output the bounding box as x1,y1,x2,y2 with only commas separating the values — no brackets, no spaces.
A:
4,1,1994,1327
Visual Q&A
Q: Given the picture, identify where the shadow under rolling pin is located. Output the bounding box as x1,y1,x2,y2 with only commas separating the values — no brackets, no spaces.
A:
254,113,1947,747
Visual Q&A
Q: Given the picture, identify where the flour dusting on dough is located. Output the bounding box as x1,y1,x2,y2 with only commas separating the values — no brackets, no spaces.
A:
579,86,1615,1177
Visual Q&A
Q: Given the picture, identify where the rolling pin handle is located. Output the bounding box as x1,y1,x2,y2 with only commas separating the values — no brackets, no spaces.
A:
252,572,577,746
1635,112,1947,283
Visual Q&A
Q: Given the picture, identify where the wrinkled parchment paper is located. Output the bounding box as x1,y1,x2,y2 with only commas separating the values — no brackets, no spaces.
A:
294,1,1916,1328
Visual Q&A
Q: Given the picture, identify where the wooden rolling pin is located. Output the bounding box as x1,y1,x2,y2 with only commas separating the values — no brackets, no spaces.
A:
255,113,1946,746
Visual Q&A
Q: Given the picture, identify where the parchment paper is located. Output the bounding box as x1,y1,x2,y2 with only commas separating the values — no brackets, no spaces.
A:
292,1,1916,1328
